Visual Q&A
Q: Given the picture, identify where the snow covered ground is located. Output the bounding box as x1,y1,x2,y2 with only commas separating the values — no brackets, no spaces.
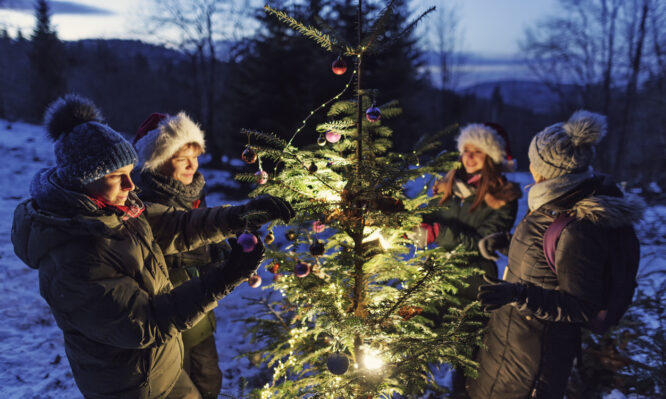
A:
0,119,663,398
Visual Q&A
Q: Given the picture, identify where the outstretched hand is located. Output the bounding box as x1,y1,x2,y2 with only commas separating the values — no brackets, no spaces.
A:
477,275,525,312
478,232,511,261
243,194,295,227
225,235,265,279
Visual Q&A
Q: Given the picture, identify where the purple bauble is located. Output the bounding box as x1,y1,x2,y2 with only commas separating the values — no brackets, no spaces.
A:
325,130,341,143
312,220,326,233
294,261,311,278
238,232,258,252
327,353,350,375
248,274,262,288
365,106,381,122
254,170,269,185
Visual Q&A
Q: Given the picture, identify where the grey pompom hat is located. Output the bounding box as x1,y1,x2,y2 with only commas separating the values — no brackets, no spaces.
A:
44,94,138,188
528,110,607,179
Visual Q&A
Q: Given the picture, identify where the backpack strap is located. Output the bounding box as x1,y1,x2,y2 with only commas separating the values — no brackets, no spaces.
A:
542,213,576,275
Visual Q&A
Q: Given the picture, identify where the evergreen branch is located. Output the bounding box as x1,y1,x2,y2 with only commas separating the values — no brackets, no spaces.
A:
369,6,437,54
241,128,288,149
360,0,397,52
314,15,351,52
375,258,437,326
264,5,338,52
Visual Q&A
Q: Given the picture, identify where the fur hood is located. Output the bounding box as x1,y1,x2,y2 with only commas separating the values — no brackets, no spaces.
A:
572,192,645,228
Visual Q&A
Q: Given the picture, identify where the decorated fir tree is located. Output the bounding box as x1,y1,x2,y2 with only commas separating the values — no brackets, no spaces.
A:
235,1,485,397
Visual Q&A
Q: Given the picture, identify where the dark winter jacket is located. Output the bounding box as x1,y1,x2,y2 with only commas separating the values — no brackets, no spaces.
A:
423,172,520,300
468,174,643,399
133,169,224,349
11,168,240,399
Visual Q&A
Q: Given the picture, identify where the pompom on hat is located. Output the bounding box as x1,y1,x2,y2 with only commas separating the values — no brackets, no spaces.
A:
133,112,206,171
456,122,516,171
43,94,138,188
528,110,607,179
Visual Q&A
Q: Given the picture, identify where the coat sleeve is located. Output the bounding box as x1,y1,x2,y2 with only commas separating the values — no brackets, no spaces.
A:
513,221,605,322
42,250,221,349
434,199,518,251
143,202,240,256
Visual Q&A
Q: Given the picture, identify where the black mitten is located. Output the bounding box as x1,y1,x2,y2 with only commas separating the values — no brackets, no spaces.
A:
477,275,526,312
201,235,265,300
478,231,511,261
225,194,295,231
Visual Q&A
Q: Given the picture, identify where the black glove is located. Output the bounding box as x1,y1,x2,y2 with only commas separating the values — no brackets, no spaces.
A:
226,194,295,231
477,275,526,312
201,234,265,300
477,232,511,261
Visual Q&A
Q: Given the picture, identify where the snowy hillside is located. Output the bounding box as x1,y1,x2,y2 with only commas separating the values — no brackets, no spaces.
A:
0,119,663,398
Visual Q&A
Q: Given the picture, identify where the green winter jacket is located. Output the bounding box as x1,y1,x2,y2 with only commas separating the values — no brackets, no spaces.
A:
133,170,225,349
423,172,520,301
11,168,239,399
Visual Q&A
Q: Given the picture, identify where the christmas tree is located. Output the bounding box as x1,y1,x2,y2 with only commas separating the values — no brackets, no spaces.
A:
235,1,484,397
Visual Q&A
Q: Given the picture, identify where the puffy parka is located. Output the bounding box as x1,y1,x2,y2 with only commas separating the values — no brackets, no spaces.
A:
11,168,240,399
133,170,224,349
468,174,643,399
423,172,521,300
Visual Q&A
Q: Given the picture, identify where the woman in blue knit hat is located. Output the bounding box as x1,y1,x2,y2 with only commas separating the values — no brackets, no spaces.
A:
11,94,295,399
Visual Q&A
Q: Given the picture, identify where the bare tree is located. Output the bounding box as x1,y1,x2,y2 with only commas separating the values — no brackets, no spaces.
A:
138,0,251,165
521,0,663,179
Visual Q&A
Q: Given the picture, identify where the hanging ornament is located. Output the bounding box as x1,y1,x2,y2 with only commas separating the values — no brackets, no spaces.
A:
331,57,347,75
317,134,327,146
268,262,280,274
285,230,297,241
309,240,325,256
365,105,381,122
398,305,423,321
325,130,341,143
238,231,258,253
312,220,326,233
294,261,311,278
308,161,318,173
247,274,262,288
254,170,269,185
264,231,275,245
273,273,283,282
242,147,257,164
327,353,350,375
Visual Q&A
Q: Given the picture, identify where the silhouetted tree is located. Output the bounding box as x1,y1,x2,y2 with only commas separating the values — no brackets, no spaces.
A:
29,0,66,119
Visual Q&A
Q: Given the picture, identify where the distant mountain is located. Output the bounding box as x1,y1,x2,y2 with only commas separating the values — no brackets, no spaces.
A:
67,39,189,63
461,80,582,115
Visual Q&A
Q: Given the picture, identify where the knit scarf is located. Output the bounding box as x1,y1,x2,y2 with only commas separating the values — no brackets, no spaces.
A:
452,171,481,199
88,192,145,220
527,168,594,211
136,170,205,209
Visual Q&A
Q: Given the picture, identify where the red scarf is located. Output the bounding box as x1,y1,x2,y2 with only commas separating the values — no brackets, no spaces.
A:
88,195,145,220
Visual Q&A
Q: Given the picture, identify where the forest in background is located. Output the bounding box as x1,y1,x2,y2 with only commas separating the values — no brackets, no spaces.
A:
0,0,664,196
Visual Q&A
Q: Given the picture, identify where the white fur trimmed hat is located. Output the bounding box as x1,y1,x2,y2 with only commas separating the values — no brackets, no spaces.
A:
133,112,206,171
457,123,515,171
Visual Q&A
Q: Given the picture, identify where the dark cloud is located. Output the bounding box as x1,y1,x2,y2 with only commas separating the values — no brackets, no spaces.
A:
0,0,113,15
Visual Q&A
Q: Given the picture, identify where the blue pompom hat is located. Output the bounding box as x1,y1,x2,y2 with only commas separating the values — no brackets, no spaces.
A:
44,94,138,188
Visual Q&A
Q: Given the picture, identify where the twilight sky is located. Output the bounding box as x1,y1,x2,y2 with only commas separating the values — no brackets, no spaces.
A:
0,0,560,56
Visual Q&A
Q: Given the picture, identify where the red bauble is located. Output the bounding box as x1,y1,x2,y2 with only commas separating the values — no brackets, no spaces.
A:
325,130,341,143
254,170,269,185
248,274,262,288
331,58,347,75
238,232,258,252
268,262,280,274
242,147,257,164
294,261,311,278
365,106,381,122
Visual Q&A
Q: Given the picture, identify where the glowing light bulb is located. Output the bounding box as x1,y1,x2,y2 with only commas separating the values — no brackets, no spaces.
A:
362,349,384,370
